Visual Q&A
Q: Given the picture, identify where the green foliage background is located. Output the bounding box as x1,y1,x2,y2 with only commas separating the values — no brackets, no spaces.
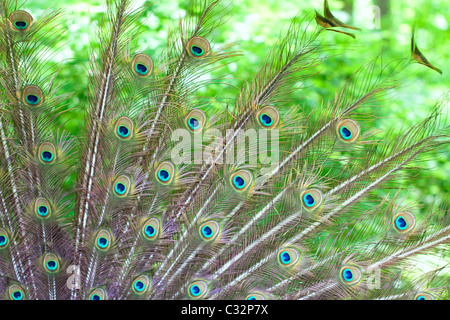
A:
25,0,449,213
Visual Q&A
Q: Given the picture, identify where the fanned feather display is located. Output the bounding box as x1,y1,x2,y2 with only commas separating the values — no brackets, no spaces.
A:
0,0,448,301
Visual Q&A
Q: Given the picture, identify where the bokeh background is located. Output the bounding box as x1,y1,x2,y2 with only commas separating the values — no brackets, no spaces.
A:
24,0,449,214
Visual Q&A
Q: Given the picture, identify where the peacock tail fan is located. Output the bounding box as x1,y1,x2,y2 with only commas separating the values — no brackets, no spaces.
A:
0,0,448,300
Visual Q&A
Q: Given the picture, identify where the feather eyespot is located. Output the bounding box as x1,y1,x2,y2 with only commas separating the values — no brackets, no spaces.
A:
188,280,209,299
43,253,60,273
135,64,148,74
46,260,57,271
8,285,25,300
155,161,175,185
186,37,210,58
113,175,131,197
0,236,7,247
233,176,245,188
342,268,353,281
114,116,134,140
0,228,9,249
339,265,363,286
142,217,160,241
26,95,39,105
38,142,56,164
9,11,33,32
34,197,51,219
277,247,301,267
132,275,151,295
230,169,253,192
41,151,53,162
131,53,153,77
199,220,220,242
37,205,49,216
158,169,170,181
415,292,435,300
256,106,280,129
89,288,107,300
246,291,268,300
95,229,112,251
301,188,323,210
22,85,43,107
14,20,27,29
185,109,206,132
117,126,129,138
337,119,360,143
393,212,416,234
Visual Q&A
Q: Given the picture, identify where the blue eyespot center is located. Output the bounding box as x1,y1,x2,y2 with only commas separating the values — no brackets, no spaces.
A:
396,216,407,230
247,296,256,300
41,151,53,162
343,268,353,281
158,169,170,182
14,21,27,29
117,125,130,138
303,193,315,207
91,294,101,300
46,260,57,271
98,237,108,248
190,285,201,296
188,117,200,130
38,205,49,216
26,94,39,105
145,225,155,237
280,251,291,264
340,126,352,139
416,295,425,300
202,225,213,238
0,235,7,246
233,176,245,189
12,290,23,300
260,113,273,126
115,182,126,194
134,280,145,292
135,63,148,75
191,45,203,56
